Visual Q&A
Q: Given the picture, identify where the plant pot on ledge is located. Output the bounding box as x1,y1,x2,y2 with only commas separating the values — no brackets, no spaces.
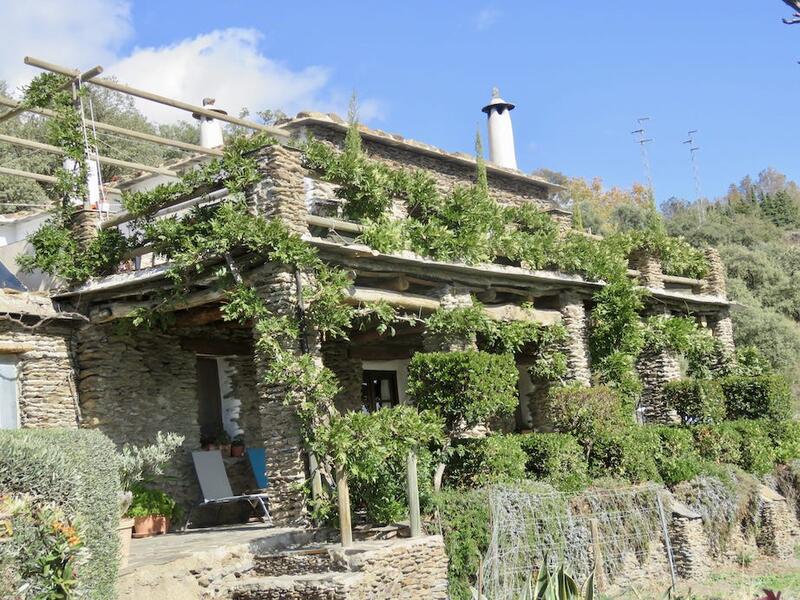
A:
117,517,135,567
132,515,170,538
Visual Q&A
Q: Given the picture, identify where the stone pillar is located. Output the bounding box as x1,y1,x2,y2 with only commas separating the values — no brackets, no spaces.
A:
701,247,727,298
69,209,101,250
251,270,316,525
322,339,363,413
756,487,795,558
709,308,736,359
246,144,308,234
558,292,591,386
669,503,712,580
637,309,681,424
423,286,477,352
630,249,664,290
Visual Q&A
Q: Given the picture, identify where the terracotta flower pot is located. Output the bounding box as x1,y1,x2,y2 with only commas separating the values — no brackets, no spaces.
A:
117,517,135,567
230,445,245,458
132,515,170,538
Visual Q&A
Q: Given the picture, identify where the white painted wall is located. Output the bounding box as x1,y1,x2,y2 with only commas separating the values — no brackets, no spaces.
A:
216,358,243,438
361,359,411,404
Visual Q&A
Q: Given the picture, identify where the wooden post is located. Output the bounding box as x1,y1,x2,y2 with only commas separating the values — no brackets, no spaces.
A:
590,518,606,591
406,450,422,538
335,465,353,548
308,453,323,502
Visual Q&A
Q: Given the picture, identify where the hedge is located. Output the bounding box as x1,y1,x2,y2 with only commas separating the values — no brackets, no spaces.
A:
0,429,121,599
446,434,526,488
407,351,519,432
718,374,792,421
649,426,702,486
693,423,742,466
588,426,662,483
663,379,726,425
518,432,590,492
769,420,800,464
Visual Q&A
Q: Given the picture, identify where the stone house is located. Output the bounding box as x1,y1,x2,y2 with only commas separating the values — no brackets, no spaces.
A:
0,106,735,524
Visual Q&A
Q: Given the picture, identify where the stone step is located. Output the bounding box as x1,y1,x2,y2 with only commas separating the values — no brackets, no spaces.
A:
227,571,360,600
252,549,347,577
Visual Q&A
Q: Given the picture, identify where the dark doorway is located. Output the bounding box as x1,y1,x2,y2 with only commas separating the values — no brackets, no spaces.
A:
197,357,223,443
361,370,399,412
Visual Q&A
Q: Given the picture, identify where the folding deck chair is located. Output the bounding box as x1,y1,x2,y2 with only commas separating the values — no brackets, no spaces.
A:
188,450,272,527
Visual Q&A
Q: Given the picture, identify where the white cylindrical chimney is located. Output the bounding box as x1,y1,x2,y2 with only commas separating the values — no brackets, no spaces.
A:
193,98,226,149
482,87,517,170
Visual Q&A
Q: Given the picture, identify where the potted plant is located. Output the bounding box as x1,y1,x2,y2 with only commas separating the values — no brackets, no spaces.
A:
127,484,180,538
231,433,245,458
118,432,185,562
217,430,232,456
200,432,218,451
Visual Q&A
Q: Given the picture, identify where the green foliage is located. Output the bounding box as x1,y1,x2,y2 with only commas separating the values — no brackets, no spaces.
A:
768,420,800,464
588,426,662,483
118,431,185,492
648,425,702,486
547,385,632,455
433,488,490,600
0,429,121,599
126,484,179,519
407,351,519,436
722,420,776,476
0,494,83,600
663,379,726,425
518,432,590,492
642,315,719,378
531,562,595,600
692,423,743,466
718,374,792,421
445,435,527,488
310,405,443,524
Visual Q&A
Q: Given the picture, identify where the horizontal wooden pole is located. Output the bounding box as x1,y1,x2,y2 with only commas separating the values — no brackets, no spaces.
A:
0,96,222,157
101,186,227,230
306,214,364,234
0,132,178,177
0,165,58,184
89,287,225,323
0,64,102,125
25,56,289,138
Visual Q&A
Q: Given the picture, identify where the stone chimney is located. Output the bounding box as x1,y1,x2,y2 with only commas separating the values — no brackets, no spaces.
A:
482,87,517,170
193,98,226,149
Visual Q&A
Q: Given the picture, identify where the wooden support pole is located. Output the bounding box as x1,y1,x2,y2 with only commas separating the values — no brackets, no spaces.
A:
0,64,102,124
0,165,58,184
308,453,323,503
0,95,223,157
335,465,353,548
25,56,289,137
0,133,179,177
590,518,606,591
406,450,422,538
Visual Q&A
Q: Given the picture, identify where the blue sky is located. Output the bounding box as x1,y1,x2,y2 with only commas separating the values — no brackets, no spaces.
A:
4,1,799,203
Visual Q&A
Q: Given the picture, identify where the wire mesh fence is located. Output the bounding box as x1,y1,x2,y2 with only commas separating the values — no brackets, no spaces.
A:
480,484,674,600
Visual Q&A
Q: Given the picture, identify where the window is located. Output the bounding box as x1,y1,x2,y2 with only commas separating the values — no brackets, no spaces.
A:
361,370,399,412
0,356,18,429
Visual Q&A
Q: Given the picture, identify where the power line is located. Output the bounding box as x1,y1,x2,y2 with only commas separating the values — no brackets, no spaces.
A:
682,130,704,222
631,117,655,202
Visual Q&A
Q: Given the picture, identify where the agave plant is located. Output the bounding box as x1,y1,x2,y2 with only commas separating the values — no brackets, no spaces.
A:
529,561,594,600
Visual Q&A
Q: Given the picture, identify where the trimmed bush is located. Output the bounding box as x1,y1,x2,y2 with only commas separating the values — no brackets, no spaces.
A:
0,429,121,599
692,423,742,465
663,379,726,425
589,426,662,483
407,351,519,433
649,426,702,486
445,434,526,488
518,432,590,492
715,420,776,476
434,488,490,600
548,384,632,444
719,374,792,421
769,420,800,464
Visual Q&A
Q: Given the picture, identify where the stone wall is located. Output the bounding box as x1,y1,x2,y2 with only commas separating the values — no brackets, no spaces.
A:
77,323,263,512
636,349,681,424
558,292,591,386
294,119,553,212
322,339,363,413
0,320,78,429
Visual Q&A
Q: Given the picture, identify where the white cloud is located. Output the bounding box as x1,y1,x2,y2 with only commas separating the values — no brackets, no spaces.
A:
0,2,382,124
474,7,501,31
0,0,132,93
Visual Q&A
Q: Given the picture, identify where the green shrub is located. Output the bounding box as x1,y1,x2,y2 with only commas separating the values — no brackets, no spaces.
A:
518,432,590,492
434,488,490,600
0,429,121,599
663,379,726,425
769,420,800,464
588,426,661,483
126,484,180,520
719,374,792,421
548,385,632,448
445,434,527,488
724,420,776,475
649,426,702,486
692,424,742,465
407,351,519,434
